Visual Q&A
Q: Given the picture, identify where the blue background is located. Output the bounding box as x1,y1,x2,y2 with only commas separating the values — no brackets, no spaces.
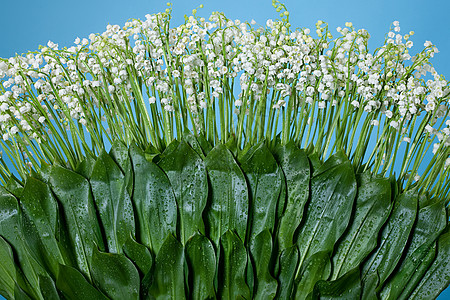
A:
0,0,449,299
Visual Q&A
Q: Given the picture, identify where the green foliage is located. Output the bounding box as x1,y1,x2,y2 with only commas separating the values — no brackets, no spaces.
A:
0,139,449,299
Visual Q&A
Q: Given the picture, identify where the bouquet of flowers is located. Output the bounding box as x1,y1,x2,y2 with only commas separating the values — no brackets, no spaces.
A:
0,1,448,299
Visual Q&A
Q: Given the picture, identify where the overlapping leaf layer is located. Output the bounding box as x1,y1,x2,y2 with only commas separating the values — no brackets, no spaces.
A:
0,135,449,299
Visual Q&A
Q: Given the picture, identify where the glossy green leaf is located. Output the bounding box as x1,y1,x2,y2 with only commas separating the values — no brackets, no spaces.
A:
276,246,299,299
272,141,310,251
110,139,134,199
381,199,447,299
56,264,108,300
313,267,361,299
183,129,207,159
397,243,436,300
5,175,23,197
185,233,216,300
158,140,208,244
91,247,140,300
48,165,104,279
250,230,277,299
0,187,46,298
38,275,60,300
129,145,177,254
123,233,153,275
20,177,66,276
238,142,282,242
0,236,18,299
90,150,135,253
148,234,186,299
331,172,391,279
204,143,249,246
294,251,331,298
75,154,96,179
361,188,418,287
409,227,450,300
218,230,251,300
296,151,356,275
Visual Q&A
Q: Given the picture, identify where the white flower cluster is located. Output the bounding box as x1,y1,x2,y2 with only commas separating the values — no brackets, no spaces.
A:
0,3,449,192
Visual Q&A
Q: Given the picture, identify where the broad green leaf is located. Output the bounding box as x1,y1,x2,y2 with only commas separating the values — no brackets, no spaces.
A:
331,172,391,279
204,143,249,246
196,133,213,156
56,264,108,300
183,129,207,159
272,141,310,251
397,243,436,300
361,272,379,300
158,140,208,244
123,233,153,275
294,251,331,298
409,227,450,300
238,142,282,242
38,275,60,300
313,267,361,299
48,165,104,279
75,154,96,179
185,233,216,300
218,230,251,300
276,246,299,299
14,283,33,300
5,175,23,197
91,247,140,300
90,150,135,253
296,151,356,276
148,234,186,299
0,187,46,299
20,177,65,276
129,145,177,254
250,230,277,300
0,236,18,299
361,188,418,287
110,139,134,198
381,199,447,299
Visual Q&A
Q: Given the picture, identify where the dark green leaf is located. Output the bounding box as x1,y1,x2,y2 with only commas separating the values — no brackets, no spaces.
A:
48,165,105,279
90,150,135,253
158,140,208,244
0,236,18,299
5,175,23,197
313,267,361,299
204,143,249,246
129,145,177,254
218,230,251,300
0,187,45,298
20,177,65,276
56,264,108,300
75,154,96,179
272,141,310,251
296,151,356,276
110,139,134,198
361,188,418,287
250,230,277,300
123,233,153,275
148,234,186,299
38,275,60,300
331,172,391,279
91,247,140,300
409,227,450,299
183,129,207,159
185,233,216,300
294,251,331,298
381,199,447,299
238,142,282,242
276,246,299,299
